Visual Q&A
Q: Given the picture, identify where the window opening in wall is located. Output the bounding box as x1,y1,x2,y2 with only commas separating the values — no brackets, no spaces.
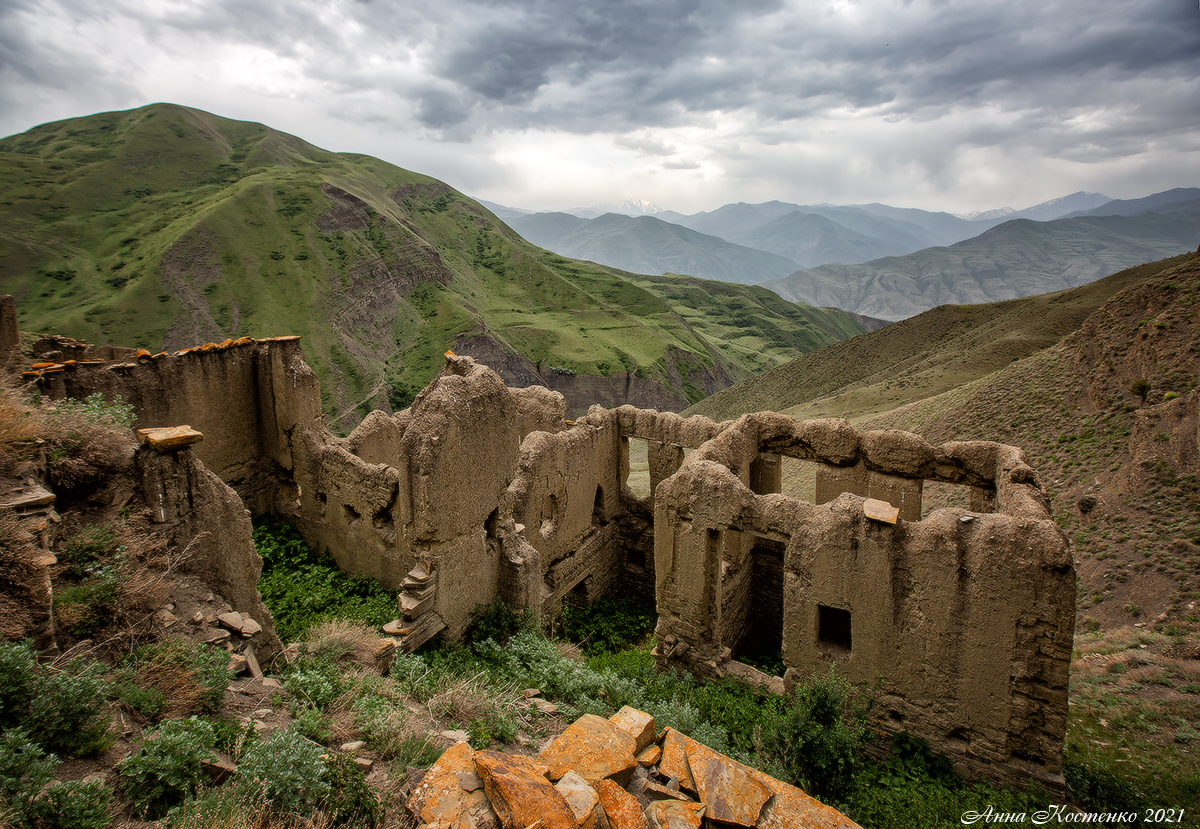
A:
563,577,590,609
817,604,852,652
540,494,558,539
592,485,605,524
779,456,818,503
625,437,651,498
343,504,361,526
627,546,645,569
922,480,992,517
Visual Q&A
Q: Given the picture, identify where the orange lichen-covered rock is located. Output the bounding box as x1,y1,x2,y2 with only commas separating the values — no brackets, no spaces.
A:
555,771,601,829
609,706,657,754
751,775,862,829
595,779,646,829
636,744,661,766
475,750,577,829
406,741,499,829
537,713,637,785
646,801,704,829
683,739,771,826
657,729,696,793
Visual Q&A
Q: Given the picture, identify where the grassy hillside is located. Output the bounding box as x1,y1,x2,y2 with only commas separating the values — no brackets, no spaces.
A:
764,211,1200,320
0,104,867,428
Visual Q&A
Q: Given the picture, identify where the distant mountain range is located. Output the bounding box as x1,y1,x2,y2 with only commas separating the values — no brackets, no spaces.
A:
501,188,1200,320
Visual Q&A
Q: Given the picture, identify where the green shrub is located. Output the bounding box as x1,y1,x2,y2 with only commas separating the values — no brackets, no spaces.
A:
763,667,870,800
283,666,342,712
0,728,56,826
0,641,38,727
466,598,533,646
57,526,122,580
234,729,330,814
52,393,135,429
117,717,218,818
253,518,395,641
54,570,120,637
323,753,382,828
559,595,656,655
0,643,111,756
27,658,112,756
293,705,332,745
36,779,113,829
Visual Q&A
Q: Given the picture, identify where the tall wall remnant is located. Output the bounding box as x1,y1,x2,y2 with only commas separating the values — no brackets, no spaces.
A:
29,336,1074,791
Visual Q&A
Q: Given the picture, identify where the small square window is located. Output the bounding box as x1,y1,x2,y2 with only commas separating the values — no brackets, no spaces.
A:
817,605,851,651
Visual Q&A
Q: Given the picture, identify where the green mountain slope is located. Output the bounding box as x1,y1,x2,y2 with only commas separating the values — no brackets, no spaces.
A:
0,104,867,427
764,211,1200,320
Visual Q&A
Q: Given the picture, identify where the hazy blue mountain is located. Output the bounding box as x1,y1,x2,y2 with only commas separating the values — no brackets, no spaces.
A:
733,211,912,268
1069,188,1200,218
550,213,802,284
505,211,588,248
763,208,1200,320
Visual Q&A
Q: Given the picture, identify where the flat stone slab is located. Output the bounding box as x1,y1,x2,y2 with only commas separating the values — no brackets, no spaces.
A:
537,713,637,785
475,750,577,829
596,779,646,829
863,497,899,524
137,425,204,451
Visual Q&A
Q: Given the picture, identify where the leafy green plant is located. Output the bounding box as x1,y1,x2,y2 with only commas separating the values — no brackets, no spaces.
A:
234,729,331,814
559,595,656,655
465,598,534,646
117,717,218,819
252,518,395,641
0,728,57,826
26,658,112,756
51,393,135,430
763,667,871,801
36,780,113,829
323,753,382,828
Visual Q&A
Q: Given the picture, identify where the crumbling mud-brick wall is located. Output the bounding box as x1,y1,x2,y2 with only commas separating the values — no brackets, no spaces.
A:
27,331,1073,790
650,413,1075,792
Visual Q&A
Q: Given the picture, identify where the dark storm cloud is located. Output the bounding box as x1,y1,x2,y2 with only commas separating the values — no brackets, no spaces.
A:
1,0,1197,210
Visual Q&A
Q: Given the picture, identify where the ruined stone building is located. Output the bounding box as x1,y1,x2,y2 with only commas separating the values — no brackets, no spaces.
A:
27,333,1075,792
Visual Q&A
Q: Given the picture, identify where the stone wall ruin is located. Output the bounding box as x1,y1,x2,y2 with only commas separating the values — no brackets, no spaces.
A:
27,334,1074,791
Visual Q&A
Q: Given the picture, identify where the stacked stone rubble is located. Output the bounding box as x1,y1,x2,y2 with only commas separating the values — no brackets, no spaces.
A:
405,707,860,829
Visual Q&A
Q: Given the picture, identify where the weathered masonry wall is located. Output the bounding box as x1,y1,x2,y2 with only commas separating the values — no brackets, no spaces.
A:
28,340,1073,791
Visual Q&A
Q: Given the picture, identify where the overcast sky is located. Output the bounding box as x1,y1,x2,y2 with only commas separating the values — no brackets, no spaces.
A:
2,0,1198,215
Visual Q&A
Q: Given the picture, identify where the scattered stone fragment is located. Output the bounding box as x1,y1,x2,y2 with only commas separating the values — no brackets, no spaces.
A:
382,619,406,636
217,611,245,631
341,741,367,752
609,706,656,754
239,616,262,637
636,745,661,766
354,757,374,771
441,729,471,743
243,644,263,679
475,750,577,829
155,609,179,628
259,677,282,689
228,654,248,674
644,781,693,802
203,628,231,645
537,713,637,785
595,779,646,829
202,754,237,784
533,698,558,715
555,771,601,829
646,801,704,829
863,497,899,524
657,730,695,793
408,742,499,829
191,611,205,624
